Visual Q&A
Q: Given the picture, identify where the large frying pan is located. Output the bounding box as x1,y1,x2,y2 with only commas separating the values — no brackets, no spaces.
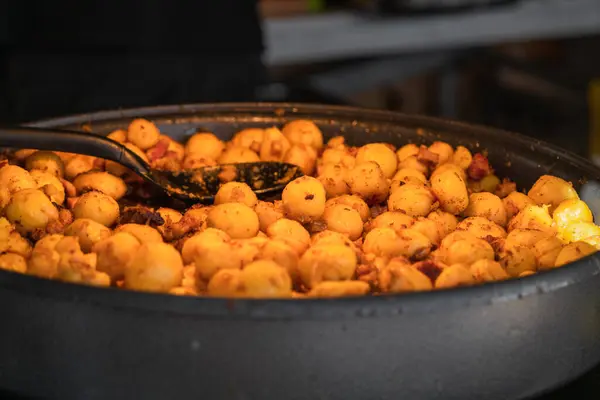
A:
1,103,600,400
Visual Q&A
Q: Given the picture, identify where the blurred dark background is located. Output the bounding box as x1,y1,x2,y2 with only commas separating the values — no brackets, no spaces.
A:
1,0,599,159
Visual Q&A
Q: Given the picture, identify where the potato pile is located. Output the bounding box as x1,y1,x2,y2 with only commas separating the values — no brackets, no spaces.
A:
0,118,598,299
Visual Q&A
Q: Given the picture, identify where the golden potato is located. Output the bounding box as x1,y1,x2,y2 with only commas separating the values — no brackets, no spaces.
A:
508,205,555,234
366,212,414,234
502,192,534,220
184,132,225,160
470,259,508,282
317,163,349,198
554,241,597,267
26,234,64,278
364,228,431,260
114,224,163,244
431,163,466,183
427,210,458,240
127,118,161,150
207,269,244,297
72,172,127,200
398,156,428,176
64,155,95,180
260,127,291,162
431,168,469,215
553,199,594,229
559,222,600,243
346,161,390,205
124,243,183,293
0,253,27,273
214,182,258,208
283,144,317,175
503,229,551,251
325,195,370,222
5,188,59,234
93,232,141,280
107,128,127,143
266,218,310,255
528,175,579,212
323,203,363,241
435,264,476,289
310,230,357,251
387,183,434,217
0,218,32,257
0,187,10,210
298,244,357,288
320,147,356,169
464,192,507,227
532,236,564,270
255,200,284,232
25,151,65,178
282,119,324,151
391,168,428,186
429,141,454,165
396,144,419,162
207,203,259,239
411,218,441,246
356,143,398,178
499,246,537,277
455,217,506,244
443,236,495,266
64,218,112,253
261,239,300,282
452,146,472,170
181,153,216,170
218,146,260,164
282,176,326,223
378,259,433,293
238,260,293,298
231,128,264,152
0,165,36,194
308,281,370,298
72,191,119,226
106,143,149,177
30,170,65,205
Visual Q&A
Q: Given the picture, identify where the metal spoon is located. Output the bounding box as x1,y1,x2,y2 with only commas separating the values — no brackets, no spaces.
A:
0,126,303,204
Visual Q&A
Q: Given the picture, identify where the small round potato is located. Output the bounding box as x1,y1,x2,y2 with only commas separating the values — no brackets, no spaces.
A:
308,281,370,298
428,141,454,165
325,195,370,222
470,259,509,282
317,163,349,198
411,217,441,246
378,259,433,293
207,269,244,297
364,228,431,260
427,210,458,240
0,165,36,194
124,242,183,293
355,143,398,178
508,205,555,234
64,218,112,253
310,230,357,251
107,129,127,143
452,146,472,170
499,246,537,277
282,119,324,151
391,168,427,186
464,192,507,227
218,146,260,164
207,203,260,239
72,172,127,200
502,192,534,220
455,217,506,244
282,176,326,223
366,212,414,234
25,151,65,178
298,244,357,289
323,203,363,240
320,148,356,169
431,163,467,183
64,155,95,180
528,175,579,212
396,144,419,162
532,236,564,270
435,264,476,289
553,199,594,229
503,229,551,251
114,224,163,244
255,200,284,232
431,169,469,215
266,218,311,255
238,260,293,298
261,239,300,282
559,222,600,243
72,191,120,227
127,118,161,150
184,132,225,160
231,128,264,152
387,183,434,217
93,232,141,280
283,144,317,176
346,161,390,205
469,174,501,194
260,127,291,162
5,189,59,234
30,170,66,205
0,253,27,273
443,237,495,266
398,155,428,176
214,182,258,208
554,241,597,267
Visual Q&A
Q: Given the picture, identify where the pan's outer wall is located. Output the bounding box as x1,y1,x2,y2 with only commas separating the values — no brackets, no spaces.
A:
1,103,600,400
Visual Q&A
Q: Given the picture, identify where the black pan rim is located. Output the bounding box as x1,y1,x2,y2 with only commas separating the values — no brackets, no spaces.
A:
2,101,598,320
